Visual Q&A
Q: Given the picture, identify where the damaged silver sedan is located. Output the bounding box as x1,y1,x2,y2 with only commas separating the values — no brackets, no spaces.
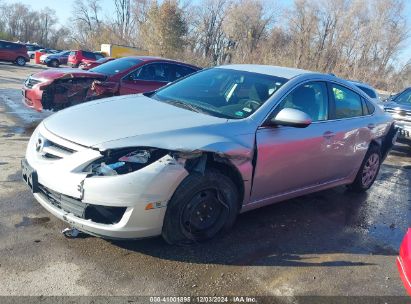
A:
22,65,397,244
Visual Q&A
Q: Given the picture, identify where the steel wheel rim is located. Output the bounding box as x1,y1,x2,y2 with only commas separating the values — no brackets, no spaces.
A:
361,153,379,187
181,188,229,238
17,58,25,65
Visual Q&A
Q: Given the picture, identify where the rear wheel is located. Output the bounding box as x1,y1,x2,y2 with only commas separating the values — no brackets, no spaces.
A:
15,57,26,66
162,169,239,245
49,59,59,68
349,145,381,192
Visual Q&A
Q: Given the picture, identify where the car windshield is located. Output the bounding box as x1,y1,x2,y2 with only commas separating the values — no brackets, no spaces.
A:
150,68,287,119
394,89,411,105
90,57,142,76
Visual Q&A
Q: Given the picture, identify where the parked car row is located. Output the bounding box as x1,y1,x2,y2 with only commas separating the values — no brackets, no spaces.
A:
0,39,109,69
38,49,108,69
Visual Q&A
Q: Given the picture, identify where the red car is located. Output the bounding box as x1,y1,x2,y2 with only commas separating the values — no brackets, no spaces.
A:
79,57,115,70
0,40,30,66
22,56,201,111
397,229,411,296
68,50,105,68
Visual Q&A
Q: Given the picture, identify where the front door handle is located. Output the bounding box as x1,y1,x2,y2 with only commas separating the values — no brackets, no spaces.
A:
323,131,335,139
367,124,376,130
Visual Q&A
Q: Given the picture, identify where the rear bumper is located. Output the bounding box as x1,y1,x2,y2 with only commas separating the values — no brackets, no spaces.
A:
22,87,43,112
397,229,411,296
397,256,411,296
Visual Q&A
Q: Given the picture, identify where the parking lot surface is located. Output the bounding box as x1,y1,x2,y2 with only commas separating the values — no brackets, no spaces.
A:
0,62,410,299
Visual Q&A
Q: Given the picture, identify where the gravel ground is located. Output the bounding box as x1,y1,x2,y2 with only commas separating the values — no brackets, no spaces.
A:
0,62,410,303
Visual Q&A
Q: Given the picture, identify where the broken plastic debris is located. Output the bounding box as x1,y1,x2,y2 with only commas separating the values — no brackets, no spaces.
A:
62,227,80,238
119,150,150,164
96,162,125,176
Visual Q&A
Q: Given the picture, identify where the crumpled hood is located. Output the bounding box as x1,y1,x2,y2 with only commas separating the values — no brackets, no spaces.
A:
43,94,237,149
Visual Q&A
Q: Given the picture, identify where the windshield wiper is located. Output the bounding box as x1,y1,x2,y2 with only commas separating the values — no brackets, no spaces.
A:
163,99,206,114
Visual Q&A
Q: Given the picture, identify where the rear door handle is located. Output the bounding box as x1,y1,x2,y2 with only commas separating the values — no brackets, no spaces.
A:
323,131,335,139
367,124,376,130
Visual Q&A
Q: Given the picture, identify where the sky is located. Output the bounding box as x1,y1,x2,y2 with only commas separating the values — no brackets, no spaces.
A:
3,0,411,65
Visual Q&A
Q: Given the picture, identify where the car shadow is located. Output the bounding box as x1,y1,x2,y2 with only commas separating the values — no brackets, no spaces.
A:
0,62,46,71
111,143,411,266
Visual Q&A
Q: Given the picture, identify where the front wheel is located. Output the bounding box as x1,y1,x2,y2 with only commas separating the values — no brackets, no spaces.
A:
349,145,381,192
162,169,239,245
15,57,26,66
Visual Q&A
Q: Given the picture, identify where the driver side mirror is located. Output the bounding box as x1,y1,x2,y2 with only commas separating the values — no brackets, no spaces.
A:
268,108,312,128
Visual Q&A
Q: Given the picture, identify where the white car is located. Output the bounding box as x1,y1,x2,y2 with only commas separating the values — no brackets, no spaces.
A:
22,65,396,244
39,53,50,63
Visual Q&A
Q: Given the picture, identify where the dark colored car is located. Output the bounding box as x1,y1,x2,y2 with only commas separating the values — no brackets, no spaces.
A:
79,57,115,70
397,229,411,296
22,56,201,111
68,50,105,68
384,87,411,142
0,40,30,66
43,51,71,67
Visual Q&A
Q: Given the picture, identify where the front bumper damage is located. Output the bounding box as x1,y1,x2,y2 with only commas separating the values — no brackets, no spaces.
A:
22,73,107,112
23,125,189,239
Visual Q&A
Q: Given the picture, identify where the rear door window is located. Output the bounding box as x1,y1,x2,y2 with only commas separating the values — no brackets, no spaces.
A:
331,84,363,119
3,42,13,49
171,64,197,81
130,63,170,82
83,51,96,59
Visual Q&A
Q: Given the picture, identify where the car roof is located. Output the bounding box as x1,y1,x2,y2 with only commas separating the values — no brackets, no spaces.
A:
216,64,314,79
120,56,200,69
0,39,25,45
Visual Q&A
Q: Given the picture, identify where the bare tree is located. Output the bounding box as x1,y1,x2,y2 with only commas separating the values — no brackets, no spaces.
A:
223,0,274,63
114,0,135,41
69,0,103,49
189,0,231,65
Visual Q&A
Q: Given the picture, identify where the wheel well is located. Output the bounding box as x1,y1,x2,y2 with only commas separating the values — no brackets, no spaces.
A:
369,140,381,150
206,153,245,208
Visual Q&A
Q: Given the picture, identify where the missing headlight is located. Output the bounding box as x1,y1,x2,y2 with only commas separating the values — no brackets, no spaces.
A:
85,147,168,176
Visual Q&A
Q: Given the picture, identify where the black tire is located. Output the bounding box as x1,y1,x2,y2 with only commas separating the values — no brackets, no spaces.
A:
348,145,381,192
162,169,239,245
30,54,34,59
50,59,59,68
15,56,26,66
